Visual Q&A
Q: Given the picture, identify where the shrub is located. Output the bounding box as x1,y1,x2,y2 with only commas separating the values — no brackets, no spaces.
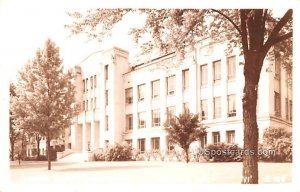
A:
94,143,133,161
205,143,243,162
261,127,292,162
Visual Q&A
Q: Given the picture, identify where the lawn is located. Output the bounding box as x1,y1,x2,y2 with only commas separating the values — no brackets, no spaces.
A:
10,161,291,184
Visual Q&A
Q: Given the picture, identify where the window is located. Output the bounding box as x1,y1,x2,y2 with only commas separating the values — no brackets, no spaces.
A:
212,132,220,145
86,78,88,91
226,131,235,144
152,109,160,127
151,137,160,150
151,80,160,99
200,134,207,148
213,60,221,83
126,114,133,130
94,75,97,88
227,94,236,117
125,139,132,146
105,90,108,106
182,69,189,91
289,100,292,121
105,65,108,80
285,98,289,120
125,88,133,104
213,97,221,119
275,59,280,79
138,84,145,101
94,97,97,109
83,80,85,92
274,92,281,117
200,64,208,86
166,106,176,124
90,76,93,89
227,56,236,80
201,99,208,120
83,101,85,111
138,138,145,153
86,100,88,111
105,140,109,148
183,102,189,113
105,116,109,131
166,75,175,95
138,112,146,128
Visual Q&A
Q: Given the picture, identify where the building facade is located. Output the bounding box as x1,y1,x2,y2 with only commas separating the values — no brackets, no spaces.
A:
65,39,292,155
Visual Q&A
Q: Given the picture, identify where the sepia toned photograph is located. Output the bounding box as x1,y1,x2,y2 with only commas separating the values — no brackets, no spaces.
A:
0,0,297,191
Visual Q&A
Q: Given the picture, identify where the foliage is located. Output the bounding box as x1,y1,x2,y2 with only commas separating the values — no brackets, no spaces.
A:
11,39,78,170
94,143,133,161
164,112,206,163
260,127,292,162
205,143,243,162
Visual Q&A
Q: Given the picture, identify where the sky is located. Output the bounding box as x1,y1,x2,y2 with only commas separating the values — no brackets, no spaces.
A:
0,0,295,82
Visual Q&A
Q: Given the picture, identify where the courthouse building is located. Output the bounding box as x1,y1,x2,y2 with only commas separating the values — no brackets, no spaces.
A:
64,38,292,155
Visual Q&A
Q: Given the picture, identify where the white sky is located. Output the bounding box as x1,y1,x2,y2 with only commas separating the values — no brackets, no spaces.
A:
0,0,294,82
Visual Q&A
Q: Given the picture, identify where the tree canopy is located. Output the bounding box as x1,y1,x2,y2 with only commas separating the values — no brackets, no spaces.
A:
11,39,79,170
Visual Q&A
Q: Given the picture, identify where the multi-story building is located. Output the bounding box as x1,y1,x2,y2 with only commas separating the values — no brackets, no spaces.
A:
64,39,292,156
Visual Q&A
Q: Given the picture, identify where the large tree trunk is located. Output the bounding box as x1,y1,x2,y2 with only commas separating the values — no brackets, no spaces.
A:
184,147,189,163
241,54,262,184
47,137,51,170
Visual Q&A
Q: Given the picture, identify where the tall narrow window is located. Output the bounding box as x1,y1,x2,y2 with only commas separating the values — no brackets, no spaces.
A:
83,101,85,111
289,100,292,121
90,76,93,89
105,116,109,131
213,97,221,119
152,109,160,127
86,100,88,111
138,84,145,101
94,75,97,88
166,106,176,124
182,69,189,91
126,114,133,130
125,88,133,104
151,80,160,99
105,90,108,106
138,112,146,128
227,94,236,117
274,91,281,117
285,98,289,120
83,80,85,92
212,132,220,145
105,65,108,80
226,130,235,144
227,56,236,80
200,64,208,86
86,78,88,91
183,102,189,113
213,60,221,83
151,137,160,150
201,99,208,120
138,138,145,153
275,59,281,79
166,75,175,95
94,97,97,109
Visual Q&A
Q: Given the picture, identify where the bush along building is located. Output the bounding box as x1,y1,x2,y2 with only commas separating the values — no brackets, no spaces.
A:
62,39,292,161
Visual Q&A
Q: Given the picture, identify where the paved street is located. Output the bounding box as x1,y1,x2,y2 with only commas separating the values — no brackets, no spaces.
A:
10,161,291,184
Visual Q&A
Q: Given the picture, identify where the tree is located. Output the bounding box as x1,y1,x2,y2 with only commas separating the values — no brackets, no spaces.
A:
9,83,22,161
164,112,206,163
66,9,292,183
12,39,78,170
